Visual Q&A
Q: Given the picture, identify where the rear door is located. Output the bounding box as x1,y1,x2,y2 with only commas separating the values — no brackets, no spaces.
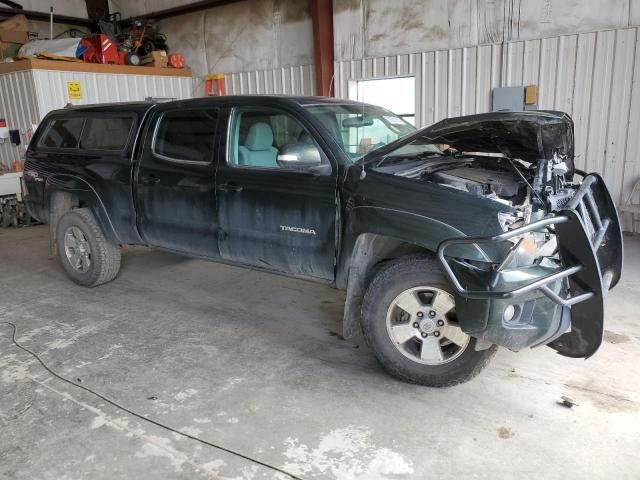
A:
135,103,223,258
216,103,337,280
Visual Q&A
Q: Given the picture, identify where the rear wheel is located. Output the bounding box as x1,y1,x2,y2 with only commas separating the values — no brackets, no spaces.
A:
1,203,14,228
362,255,497,387
56,208,121,287
1,210,11,228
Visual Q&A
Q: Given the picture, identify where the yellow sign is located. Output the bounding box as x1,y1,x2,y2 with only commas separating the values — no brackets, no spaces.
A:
67,81,82,100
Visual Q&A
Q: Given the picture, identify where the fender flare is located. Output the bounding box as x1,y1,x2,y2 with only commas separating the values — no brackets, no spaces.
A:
339,206,505,339
45,174,121,245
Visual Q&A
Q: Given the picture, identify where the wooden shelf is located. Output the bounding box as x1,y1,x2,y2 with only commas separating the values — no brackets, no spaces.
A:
0,59,192,77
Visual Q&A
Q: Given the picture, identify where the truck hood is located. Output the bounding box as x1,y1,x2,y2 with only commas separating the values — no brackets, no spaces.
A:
367,110,574,171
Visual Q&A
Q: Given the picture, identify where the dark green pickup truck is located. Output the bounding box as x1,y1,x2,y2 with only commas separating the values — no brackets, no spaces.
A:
23,96,623,387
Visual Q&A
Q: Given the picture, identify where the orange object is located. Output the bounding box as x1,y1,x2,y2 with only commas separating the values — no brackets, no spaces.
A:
12,160,23,172
168,53,185,69
204,74,225,96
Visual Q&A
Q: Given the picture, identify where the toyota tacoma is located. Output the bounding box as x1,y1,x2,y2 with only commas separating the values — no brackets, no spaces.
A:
23,96,623,387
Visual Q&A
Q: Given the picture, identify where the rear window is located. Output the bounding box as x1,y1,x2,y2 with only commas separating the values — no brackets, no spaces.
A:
39,117,83,149
80,117,134,151
153,109,218,163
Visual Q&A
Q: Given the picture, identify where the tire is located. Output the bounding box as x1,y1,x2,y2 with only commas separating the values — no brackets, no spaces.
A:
361,255,497,387
1,210,10,228
56,208,121,287
140,39,154,56
125,52,141,66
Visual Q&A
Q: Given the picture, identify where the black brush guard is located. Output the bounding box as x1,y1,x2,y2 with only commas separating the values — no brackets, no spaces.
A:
437,173,623,358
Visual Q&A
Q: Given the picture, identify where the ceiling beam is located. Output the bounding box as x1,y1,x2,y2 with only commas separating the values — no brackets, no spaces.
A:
141,0,248,21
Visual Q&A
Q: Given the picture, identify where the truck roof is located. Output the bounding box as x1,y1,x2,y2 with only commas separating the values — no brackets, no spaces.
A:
54,101,155,115
49,95,374,117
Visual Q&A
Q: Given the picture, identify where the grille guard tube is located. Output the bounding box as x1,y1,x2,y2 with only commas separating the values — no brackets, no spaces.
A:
436,173,623,358
438,215,577,302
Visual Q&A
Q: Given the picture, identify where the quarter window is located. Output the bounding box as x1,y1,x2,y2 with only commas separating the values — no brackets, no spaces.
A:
40,117,83,149
80,117,134,151
153,109,218,163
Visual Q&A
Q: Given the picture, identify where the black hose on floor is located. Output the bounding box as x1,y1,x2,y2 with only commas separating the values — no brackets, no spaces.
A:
0,321,304,480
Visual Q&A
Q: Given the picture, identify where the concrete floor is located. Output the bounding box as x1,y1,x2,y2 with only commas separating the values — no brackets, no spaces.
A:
1,225,639,480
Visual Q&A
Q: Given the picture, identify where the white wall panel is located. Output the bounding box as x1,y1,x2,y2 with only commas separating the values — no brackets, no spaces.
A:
623,31,640,214
334,26,640,229
0,71,39,170
224,64,315,96
30,70,192,116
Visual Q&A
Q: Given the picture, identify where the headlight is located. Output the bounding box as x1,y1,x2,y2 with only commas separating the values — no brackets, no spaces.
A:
498,231,558,270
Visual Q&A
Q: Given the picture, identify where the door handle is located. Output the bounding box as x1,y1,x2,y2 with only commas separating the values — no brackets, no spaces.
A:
219,182,243,192
140,175,160,186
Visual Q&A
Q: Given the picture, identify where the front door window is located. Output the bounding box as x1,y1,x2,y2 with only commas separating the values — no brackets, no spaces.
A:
228,108,331,175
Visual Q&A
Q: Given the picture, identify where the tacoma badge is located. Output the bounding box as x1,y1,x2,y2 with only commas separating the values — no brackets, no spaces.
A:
280,225,317,235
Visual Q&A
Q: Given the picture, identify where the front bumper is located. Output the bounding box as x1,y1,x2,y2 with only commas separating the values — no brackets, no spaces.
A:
437,174,623,358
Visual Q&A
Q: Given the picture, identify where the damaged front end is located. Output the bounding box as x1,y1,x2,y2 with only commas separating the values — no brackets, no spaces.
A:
438,173,622,357
369,111,623,357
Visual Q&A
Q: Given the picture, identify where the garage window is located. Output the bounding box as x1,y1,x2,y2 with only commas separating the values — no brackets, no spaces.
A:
39,117,84,149
80,117,134,151
349,76,416,125
153,109,218,163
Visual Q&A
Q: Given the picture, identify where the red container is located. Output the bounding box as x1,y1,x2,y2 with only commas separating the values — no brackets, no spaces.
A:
81,34,122,65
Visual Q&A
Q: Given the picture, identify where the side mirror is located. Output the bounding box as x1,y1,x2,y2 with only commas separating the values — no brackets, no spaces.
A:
277,143,322,170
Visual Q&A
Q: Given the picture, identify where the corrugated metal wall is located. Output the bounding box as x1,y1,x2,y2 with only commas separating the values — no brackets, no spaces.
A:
0,71,40,170
334,26,640,220
0,69,192,169
224,64,315,96
31,70,193,114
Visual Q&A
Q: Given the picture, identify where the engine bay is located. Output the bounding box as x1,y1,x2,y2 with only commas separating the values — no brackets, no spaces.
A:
378,152,576,219
432,164,523,199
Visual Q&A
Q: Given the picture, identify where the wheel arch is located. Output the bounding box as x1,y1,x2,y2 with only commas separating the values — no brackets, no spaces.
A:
341,232,435,339
46,175,121,253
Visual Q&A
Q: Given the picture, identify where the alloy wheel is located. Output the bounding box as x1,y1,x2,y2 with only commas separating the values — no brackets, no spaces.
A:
386,286,470,365
63,226,92,273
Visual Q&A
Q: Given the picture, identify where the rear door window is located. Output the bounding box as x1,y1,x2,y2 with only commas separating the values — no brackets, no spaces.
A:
39,117,84,149
80,116,134,151
153,109,218,163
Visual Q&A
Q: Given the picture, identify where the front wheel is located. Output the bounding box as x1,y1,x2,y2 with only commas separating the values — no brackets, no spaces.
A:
56,208,121,287
361,255,497,387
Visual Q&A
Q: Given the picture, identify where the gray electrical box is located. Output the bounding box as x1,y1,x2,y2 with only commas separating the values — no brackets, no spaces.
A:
493,86,524,111
492,85,539,112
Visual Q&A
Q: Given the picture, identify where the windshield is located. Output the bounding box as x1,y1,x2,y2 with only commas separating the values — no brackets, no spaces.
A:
304,104,415,162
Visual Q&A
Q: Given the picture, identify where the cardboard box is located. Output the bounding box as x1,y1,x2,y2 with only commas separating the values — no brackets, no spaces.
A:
0,28,29,45
0,15,29,58
142,50,168,68
524,85,538,105
0,14,29,51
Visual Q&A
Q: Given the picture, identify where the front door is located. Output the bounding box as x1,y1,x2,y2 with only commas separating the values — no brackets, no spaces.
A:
216,105,337,280
135,103,222,258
